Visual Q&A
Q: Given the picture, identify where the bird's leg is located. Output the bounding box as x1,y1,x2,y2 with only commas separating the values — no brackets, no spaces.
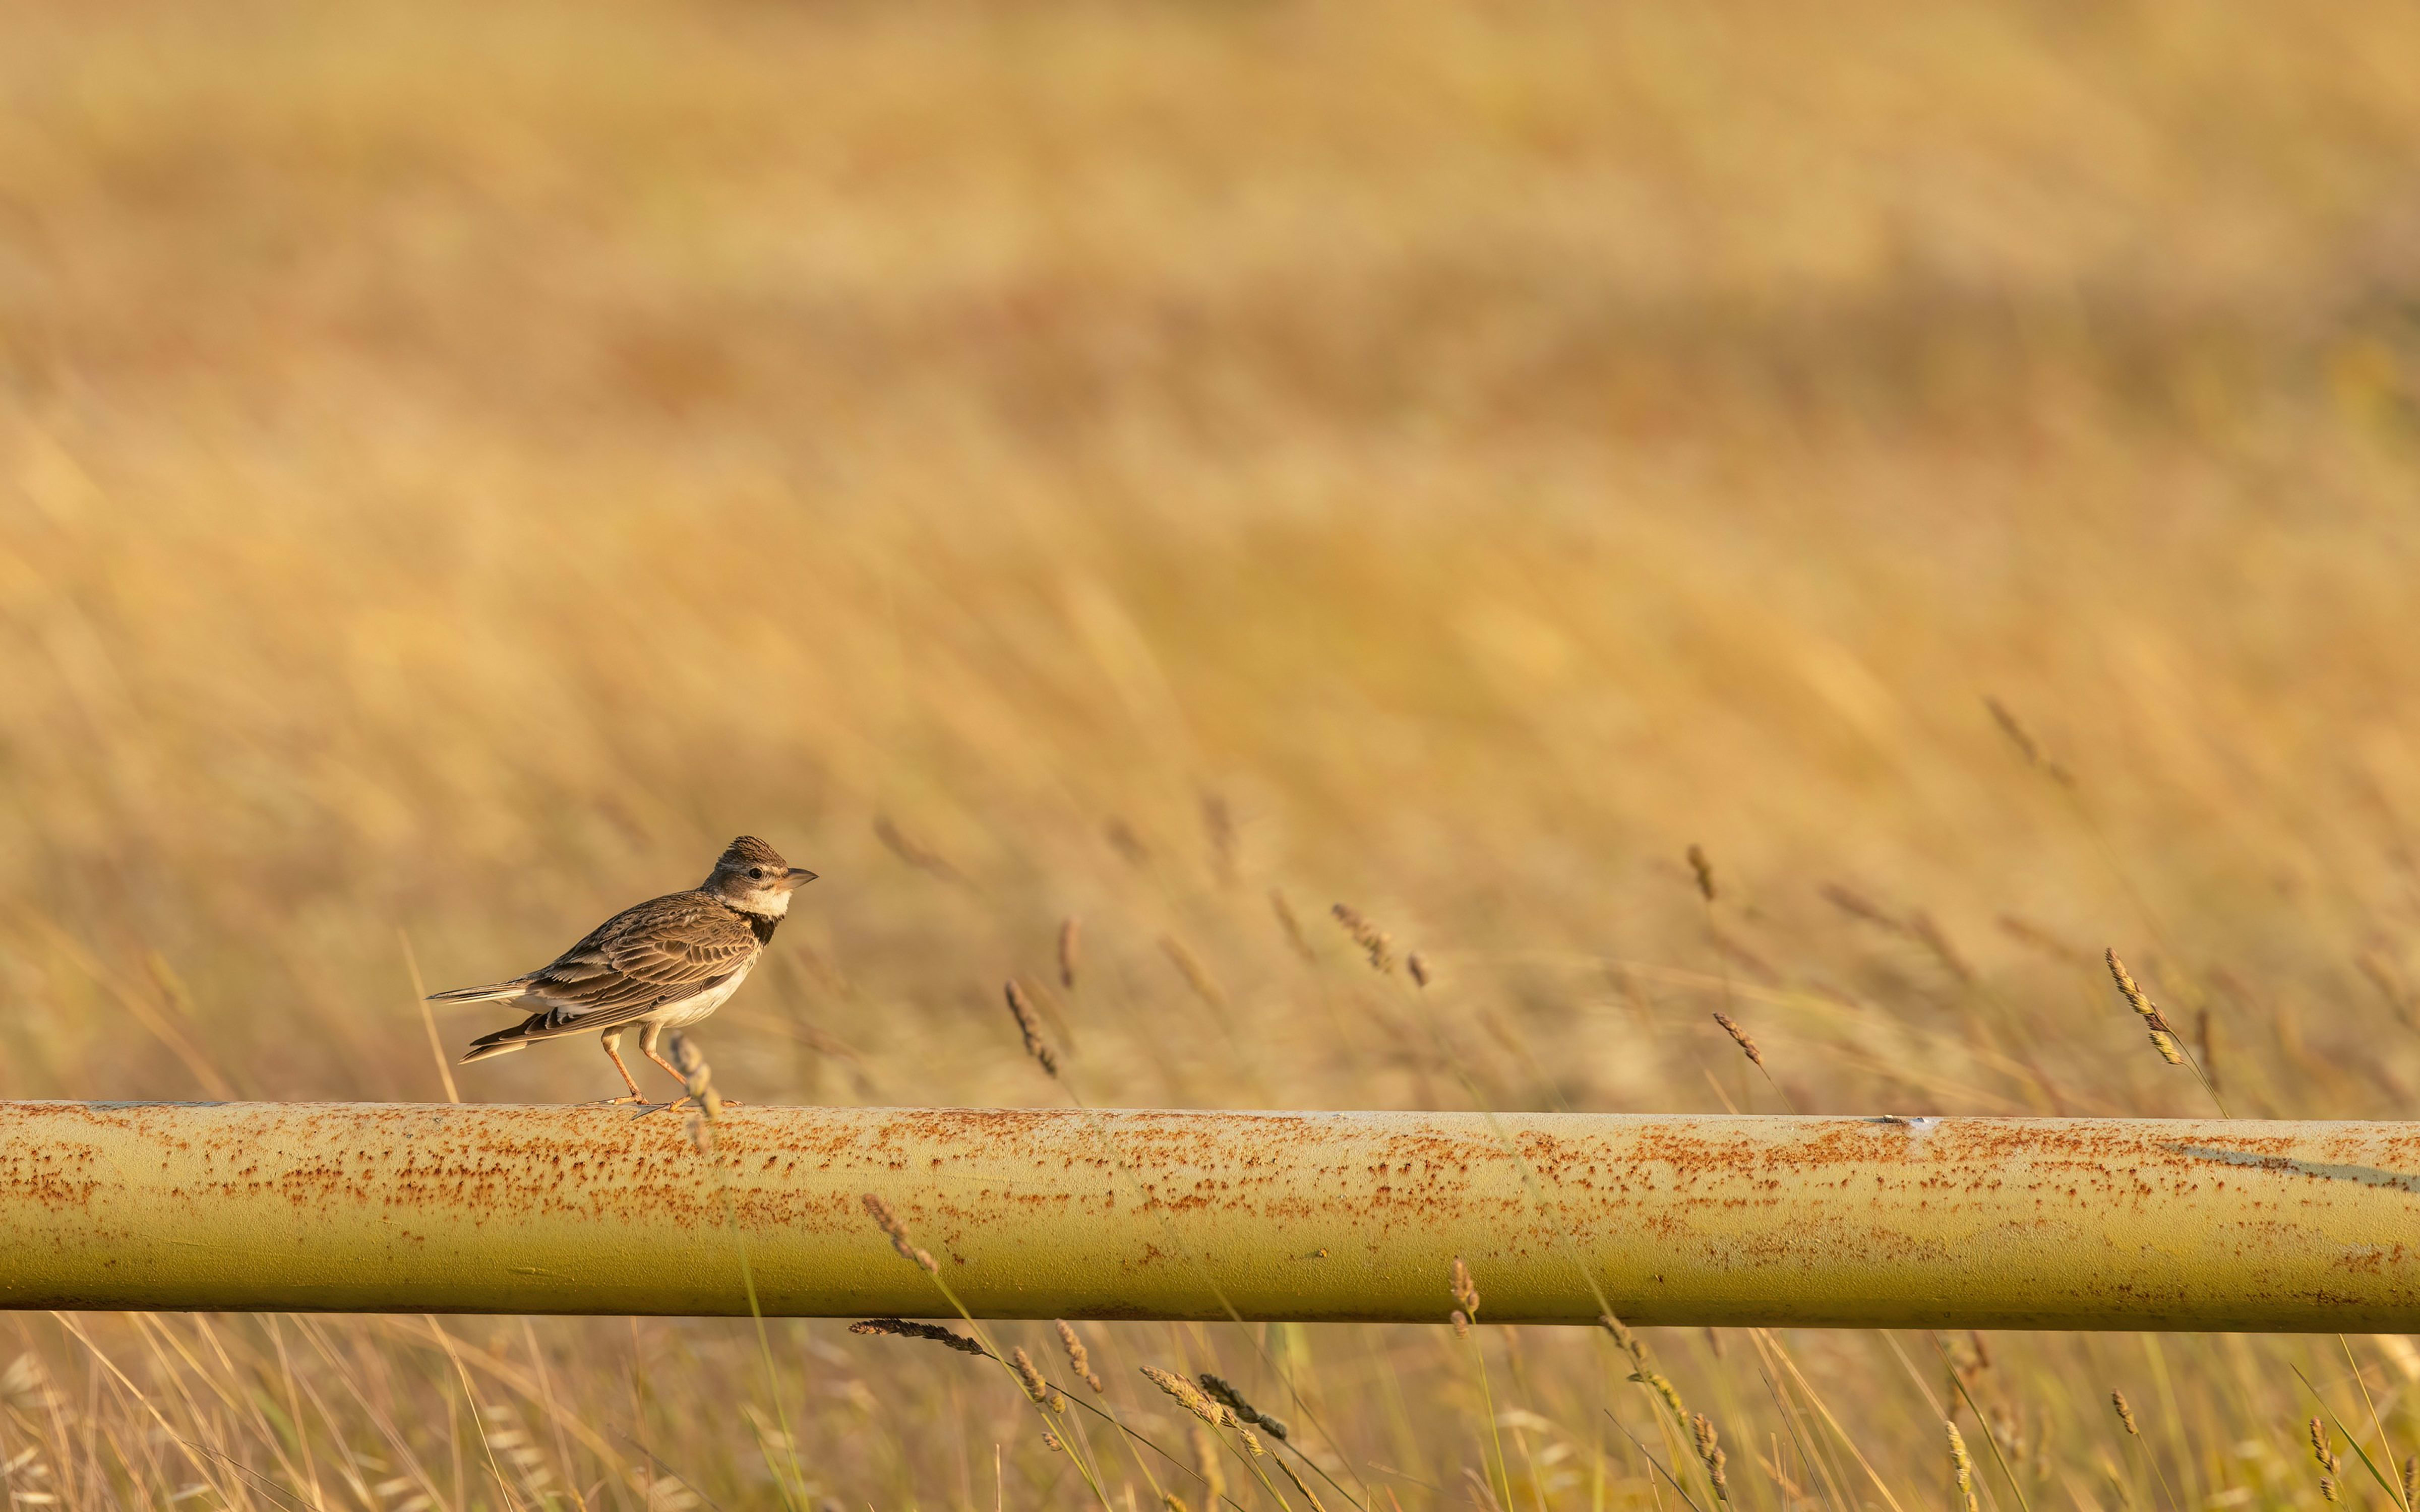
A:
634,1022,743,1111
588,1029,648,1106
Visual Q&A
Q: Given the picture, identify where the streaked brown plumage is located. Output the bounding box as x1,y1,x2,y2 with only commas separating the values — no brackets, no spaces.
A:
434,836,816,1104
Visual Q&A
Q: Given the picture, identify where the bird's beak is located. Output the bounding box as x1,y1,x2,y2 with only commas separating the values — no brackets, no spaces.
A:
782,867,818,889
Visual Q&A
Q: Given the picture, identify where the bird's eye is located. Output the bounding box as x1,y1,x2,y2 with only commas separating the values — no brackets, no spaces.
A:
749,866,764,879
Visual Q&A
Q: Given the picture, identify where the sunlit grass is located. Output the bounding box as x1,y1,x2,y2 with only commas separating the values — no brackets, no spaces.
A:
6,0,2420,1504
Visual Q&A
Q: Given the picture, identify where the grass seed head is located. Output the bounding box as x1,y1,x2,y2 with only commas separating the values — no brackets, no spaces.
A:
2107,949,2188,1062
1597,1312,1640,1358
1200,1373,1287,1440
666,1032,721,1143
1407,951,1432,988
1449,1256,1481,1317
1686,844,1716,903
1142,1365,1222,1427
859,1193,938,1273
1003,978,1061,1079
1330,902,1396,972
1692,1415,1729,1501
2110,1390,2140,1436
2106,949,2156,1021
1948,1423,1980,1512
1638,1368,1686,1421
849,1318,985,1356
1711,1011,1763,1068
1010,1347,1058,1409
1055,1320,1103,1393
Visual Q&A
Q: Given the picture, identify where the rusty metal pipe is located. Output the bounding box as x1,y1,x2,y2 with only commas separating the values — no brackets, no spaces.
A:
6,1102,2420,1328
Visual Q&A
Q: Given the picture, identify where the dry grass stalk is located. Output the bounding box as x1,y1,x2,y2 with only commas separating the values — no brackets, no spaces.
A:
1948,1422,1980,1512
1105,818,1152,868
1268,890,1315,962
1821,883,1902,933
1199,1373,1287,1440
873,815,967,884
1984,697,2075,787
1685,845,1717,903
1160,936,1227,1009
1331,903,1395,973
1202,793,1237,882
1905,911,1975,984
1406,951,1432,988
1054,1321,1102,1394
1003,979,1061,1079
1997,913,2096,969
1189,1422,1227,1501
1057,918,1081,990
859,1193,938,1274
1273,1451,1328,1512
849,1319,985,1357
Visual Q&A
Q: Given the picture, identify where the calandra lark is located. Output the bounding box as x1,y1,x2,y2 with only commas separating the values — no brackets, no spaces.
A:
435,836,816,1104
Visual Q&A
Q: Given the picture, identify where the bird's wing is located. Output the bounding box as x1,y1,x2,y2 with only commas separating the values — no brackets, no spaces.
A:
519,892,759,1021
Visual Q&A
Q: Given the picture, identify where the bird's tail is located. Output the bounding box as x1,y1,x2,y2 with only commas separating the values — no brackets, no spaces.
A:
427,978,531,1004
459,1007,571,1064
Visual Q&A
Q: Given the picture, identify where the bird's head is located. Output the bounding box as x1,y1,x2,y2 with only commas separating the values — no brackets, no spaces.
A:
703,835,817,916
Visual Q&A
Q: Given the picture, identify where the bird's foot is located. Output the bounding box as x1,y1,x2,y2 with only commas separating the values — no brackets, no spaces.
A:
629,1094,743,1119
587,1093,649,1107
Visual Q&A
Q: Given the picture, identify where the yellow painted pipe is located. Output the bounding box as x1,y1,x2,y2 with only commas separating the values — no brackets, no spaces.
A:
5,1102,2418,1328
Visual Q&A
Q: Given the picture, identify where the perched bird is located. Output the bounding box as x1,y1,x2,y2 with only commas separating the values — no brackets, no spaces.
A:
434,836,816,1105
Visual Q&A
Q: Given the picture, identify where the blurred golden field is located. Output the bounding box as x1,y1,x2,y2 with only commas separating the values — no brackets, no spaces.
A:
9,0,2420,1506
